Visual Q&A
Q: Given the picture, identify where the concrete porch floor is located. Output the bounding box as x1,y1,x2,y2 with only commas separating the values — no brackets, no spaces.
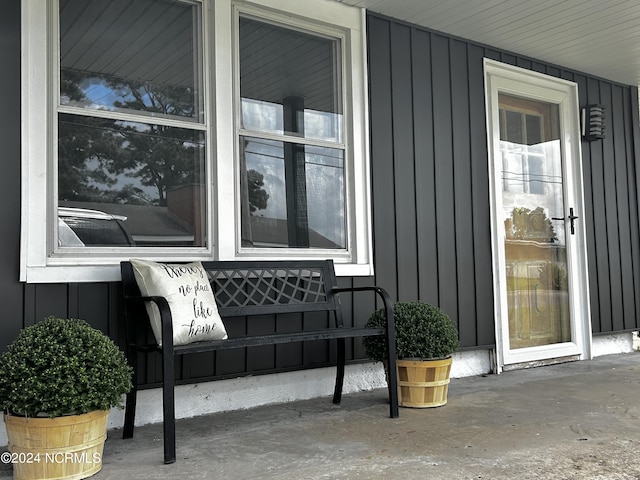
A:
2,352,640,479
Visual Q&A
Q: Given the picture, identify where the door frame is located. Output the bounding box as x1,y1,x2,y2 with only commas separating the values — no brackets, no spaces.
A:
484,59,592,373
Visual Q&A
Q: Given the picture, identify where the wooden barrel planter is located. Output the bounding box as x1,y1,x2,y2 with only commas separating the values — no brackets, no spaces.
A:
396,357,452,408
4,410,108,480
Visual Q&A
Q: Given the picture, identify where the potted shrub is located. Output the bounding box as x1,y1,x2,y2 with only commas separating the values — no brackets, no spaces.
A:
0,316,132,480
364,301,459,408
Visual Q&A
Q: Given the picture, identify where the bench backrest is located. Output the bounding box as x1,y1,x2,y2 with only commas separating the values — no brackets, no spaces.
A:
120,260,345,343
199,260,339,317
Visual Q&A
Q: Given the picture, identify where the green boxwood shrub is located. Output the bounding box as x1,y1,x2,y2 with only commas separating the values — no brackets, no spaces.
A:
0,317,132,418
364,301,459,362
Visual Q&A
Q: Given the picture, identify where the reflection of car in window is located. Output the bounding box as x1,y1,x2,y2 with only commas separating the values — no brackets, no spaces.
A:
58,207,135,247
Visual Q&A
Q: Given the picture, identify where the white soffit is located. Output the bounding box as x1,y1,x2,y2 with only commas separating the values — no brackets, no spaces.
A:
335,0,640,87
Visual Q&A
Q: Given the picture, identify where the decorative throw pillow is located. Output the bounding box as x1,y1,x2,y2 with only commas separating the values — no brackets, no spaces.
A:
129,259,228,346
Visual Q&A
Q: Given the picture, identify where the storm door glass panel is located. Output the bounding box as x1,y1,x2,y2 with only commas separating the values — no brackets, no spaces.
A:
238,15,346,249
57,0,206,248
499,94,571,349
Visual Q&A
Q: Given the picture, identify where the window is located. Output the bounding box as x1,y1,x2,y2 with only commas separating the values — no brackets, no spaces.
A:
20,0,372,282
237,15,345,250
58,0,206,248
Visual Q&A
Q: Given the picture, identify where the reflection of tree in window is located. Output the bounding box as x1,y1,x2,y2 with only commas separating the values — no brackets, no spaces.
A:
60,70,196,120
58,115,203,208
247,170,269,213
506,206,557,243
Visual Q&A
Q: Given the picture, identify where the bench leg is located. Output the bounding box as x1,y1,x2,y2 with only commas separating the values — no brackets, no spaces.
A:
122,389,137,439
123,347,138,439
333,337,346,404
162,351,177,464
386,352,399,418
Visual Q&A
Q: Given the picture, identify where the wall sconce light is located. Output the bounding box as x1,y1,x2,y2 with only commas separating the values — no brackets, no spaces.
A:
581,104,605,141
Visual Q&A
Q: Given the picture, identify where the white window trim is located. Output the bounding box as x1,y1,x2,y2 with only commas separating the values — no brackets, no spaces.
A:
20,0,373,283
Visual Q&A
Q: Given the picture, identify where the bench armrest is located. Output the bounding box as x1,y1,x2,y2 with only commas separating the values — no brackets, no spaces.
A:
123,294,174,351
328,285,397,359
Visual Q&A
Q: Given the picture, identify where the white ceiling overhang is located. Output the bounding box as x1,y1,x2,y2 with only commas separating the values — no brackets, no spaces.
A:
335,0,640,87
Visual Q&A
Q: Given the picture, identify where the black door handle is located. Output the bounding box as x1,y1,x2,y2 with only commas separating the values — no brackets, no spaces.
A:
551,207,579,235
568,208,579,234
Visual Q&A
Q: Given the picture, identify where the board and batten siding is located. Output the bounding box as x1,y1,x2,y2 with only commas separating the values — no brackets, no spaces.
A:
367,13,640,345
2,2,640,387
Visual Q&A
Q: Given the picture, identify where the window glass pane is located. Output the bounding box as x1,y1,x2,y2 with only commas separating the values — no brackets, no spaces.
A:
503,110,523,143
239,16,343,143
526,114,542,144
240,136,345,249
58,113,206,247
59,0,203,122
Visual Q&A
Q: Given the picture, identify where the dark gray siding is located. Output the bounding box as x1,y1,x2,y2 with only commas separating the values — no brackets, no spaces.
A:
1,0,30,350
368,16,495,348
367,13,640,343
2,3,639,388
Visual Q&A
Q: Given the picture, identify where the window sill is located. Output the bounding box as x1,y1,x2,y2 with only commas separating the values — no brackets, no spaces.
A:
21,260,374,283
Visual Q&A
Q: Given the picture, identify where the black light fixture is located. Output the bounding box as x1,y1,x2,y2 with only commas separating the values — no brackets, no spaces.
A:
581,104,605,141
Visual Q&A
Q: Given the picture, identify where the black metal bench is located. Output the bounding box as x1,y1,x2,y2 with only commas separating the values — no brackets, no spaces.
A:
120,259,399,464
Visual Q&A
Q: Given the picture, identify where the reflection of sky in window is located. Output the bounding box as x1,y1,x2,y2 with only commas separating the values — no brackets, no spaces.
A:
245,139,287,219
242,99,283,133
61,76,137,111
240,94,346,245
83,78,134,109
244,138,345,246
305,147,345,247
61,73,196,119
241,98,342,143
83,156,154,203
305,109,343,143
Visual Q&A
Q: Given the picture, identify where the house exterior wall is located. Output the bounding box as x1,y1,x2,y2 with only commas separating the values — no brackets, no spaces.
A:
1,0,30,351
1,2,639,386
367,13,640,346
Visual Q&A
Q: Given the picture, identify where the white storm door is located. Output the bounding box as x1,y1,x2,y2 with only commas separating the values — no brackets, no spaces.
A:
484,59,592,371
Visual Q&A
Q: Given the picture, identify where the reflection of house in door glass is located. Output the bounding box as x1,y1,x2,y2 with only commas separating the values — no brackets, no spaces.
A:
499,93,571,350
